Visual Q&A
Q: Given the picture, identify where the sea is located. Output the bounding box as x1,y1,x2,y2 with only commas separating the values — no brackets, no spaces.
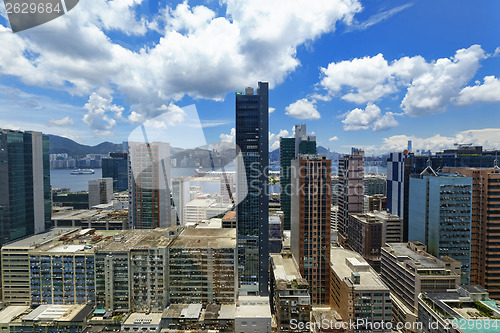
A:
50,165,386,193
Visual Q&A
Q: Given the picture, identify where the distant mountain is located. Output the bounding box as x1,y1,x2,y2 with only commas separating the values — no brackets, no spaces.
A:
48,135,123,158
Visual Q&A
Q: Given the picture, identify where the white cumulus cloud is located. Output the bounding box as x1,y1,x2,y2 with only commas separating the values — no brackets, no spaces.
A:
329,136,339,141
401,45,486,115
342,103,398,131
455,76,500,105
285,99,321,120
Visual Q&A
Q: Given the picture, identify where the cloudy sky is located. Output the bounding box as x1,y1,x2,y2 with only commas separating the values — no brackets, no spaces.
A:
1,0,499,155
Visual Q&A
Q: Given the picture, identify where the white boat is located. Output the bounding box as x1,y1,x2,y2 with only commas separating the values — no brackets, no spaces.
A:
70,169,95,175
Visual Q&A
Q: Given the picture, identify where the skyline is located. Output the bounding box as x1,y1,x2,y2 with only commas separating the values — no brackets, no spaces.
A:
1,0,499,154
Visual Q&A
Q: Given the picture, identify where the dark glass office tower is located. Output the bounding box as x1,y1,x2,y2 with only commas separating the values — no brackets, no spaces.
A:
280,124,316,230
236,82,269,296
0,129,51,246
102,152,128,191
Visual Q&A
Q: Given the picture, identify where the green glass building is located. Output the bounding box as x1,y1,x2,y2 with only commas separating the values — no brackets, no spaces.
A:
279,124,316,230
0,129,51,246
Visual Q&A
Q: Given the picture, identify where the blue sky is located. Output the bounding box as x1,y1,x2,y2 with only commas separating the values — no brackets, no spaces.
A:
0,0,499,155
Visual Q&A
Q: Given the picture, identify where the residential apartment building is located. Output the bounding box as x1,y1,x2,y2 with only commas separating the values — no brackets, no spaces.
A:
347,212,403,271
329,247,392,332
168,228,237,304
270,251,311,332
291,154,331,305
338,149,364,247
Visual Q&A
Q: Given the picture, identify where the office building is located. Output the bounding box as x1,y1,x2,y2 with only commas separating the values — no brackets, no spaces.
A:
443,167,500,298
52,191,89,209
235,82,269,296
347,212,403,271
0,129,51,245
418,285,500,333
168,228,237,304
386,152,413,242
280,125,317,231
338,148,364,246
291,154,331,305
329,247,392,332
269,215,283,254
128,141,174,229
381,242,461,331
409,169,472,284
88,178,113,208
269,251,310,332
171,177,190,225
161,303,235,332
184,198,216,225
364,174,387,196
102,152,128,191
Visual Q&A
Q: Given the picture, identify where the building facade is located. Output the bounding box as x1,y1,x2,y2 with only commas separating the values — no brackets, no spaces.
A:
235,82,269,296
88,178,113,208
329,247,392,332
0,129,51,245
443,167,500,298
128,141,173,229
409,171,472,284
280,125,317,231
102,152,128,191
291,155,331,305
381,242,461,331
338,149,364,247
270,251,310,332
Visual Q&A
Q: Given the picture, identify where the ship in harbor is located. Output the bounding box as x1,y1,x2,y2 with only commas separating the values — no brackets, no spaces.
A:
70,169,95,175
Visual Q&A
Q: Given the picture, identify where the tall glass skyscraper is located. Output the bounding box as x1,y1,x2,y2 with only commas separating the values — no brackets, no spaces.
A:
409,170,472,284
0,129,51,245
102,152,128,191
235,82,269,296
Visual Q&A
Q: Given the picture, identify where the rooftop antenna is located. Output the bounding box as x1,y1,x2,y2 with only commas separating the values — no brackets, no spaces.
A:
494,152,499,170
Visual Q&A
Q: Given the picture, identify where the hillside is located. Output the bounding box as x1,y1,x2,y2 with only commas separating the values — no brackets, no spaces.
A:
48,135,123,158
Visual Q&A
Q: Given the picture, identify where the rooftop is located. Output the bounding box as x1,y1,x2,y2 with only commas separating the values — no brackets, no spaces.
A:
383,243,457,270
123,313,162,326
30,229,120,254
330,247,389,291
270,252,308,290
52,209,128,221
186,198,216,208
2,228,77,249
170,228,236,249
0,306,29,324
162,304,202,320
222,211,236,220
235,296,271,319
22,304,93,322
99,227,180,251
